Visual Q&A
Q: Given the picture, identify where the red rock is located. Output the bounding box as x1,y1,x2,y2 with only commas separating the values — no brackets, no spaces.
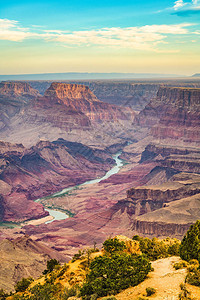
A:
0,81,40,99
0,139,114,222
136,86,200,143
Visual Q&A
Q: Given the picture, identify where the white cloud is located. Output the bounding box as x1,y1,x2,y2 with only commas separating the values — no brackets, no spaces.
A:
174,0,186,10
0,19,30,41
0,19,195,52
173,0,200,10
49,24,192,51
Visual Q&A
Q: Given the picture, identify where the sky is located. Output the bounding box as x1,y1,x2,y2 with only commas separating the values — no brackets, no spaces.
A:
0,0,200,75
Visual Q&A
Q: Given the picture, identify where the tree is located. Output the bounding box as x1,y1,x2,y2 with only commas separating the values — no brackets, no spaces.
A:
43,259,60,274
180,220,200,262
80,253,151,298
15,277,33,293
103,238,126,255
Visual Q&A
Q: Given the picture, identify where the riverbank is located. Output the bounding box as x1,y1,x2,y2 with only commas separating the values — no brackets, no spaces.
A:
34,151,124,224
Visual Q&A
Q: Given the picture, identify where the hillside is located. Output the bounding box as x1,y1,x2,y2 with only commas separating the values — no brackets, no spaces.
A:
3,230,200,299
0,235,66,292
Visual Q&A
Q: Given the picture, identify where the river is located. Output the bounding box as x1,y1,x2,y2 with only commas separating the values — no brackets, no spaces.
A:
41,151,123,224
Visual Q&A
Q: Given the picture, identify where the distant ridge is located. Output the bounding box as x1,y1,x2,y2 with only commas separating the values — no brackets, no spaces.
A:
0,72,182,81
192,73,200,77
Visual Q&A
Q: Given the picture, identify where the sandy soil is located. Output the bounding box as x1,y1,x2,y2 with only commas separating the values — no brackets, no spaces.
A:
23,215,54,226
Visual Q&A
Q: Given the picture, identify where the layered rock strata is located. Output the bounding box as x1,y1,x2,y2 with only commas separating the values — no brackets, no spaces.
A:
0,139,113,222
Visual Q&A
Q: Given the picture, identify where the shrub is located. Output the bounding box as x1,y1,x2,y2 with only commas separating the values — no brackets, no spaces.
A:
146,287,156,296
103,238,126,255
0,289,8,300
72,250,85,262
80,253,151,298
57,264,69,277
180,220,200,262
15,277,33,292
189,259,199,267
133,235,180,261
43,259,60,274
174,261,188,270
61,285,77,299
179,283,193,300
186,268,200,286
29,282,61,300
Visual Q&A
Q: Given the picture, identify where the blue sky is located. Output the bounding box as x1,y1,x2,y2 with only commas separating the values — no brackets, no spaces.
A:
0,0,200,75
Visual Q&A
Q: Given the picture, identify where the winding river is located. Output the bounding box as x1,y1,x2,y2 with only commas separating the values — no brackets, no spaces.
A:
42,151,123,224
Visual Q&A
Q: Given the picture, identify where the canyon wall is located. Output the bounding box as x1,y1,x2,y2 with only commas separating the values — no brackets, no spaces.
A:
136,86,200,143
0,139,114,222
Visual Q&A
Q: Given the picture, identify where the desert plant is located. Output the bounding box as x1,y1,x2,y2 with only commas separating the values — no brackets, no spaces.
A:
80,253,151,298
146,287,156,296
180,220,200,262
103,238,126,255
186,268,200,286
133,235,180,260
43,259,60,274
15,277,33,293
179,283,193,300
0,289,8,300
174,260,188,270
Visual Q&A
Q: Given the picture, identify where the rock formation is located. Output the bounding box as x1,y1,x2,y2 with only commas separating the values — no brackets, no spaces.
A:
0,82,136,148
0,139,114,222
0,81,40,99
0,82,40,131
0,235,66,292
136,86,200,143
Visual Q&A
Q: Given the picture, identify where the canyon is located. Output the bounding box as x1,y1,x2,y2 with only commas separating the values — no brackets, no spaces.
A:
0,79,200,290
0,81,136,148
0,139,114,222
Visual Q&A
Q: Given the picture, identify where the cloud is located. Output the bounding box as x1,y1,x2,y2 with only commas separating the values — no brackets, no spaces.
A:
0,19,195,52
174,0,186,10
173,0,200,13
0,19,30,41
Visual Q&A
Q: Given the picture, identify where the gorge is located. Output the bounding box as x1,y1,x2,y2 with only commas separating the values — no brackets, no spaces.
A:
0,79,200,290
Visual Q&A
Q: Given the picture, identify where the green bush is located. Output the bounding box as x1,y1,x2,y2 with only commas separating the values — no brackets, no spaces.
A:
29,282,61,300
174,261,188,270
72,250,85,262
180,220,200,262
133,235,180,261
186,268,200,286
179,283,193,300
0,289,8,300
103,238,126,255
15,277,33,292
61,285,77,299
80,253,151,298
146,287,156,296
43,259,60,274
